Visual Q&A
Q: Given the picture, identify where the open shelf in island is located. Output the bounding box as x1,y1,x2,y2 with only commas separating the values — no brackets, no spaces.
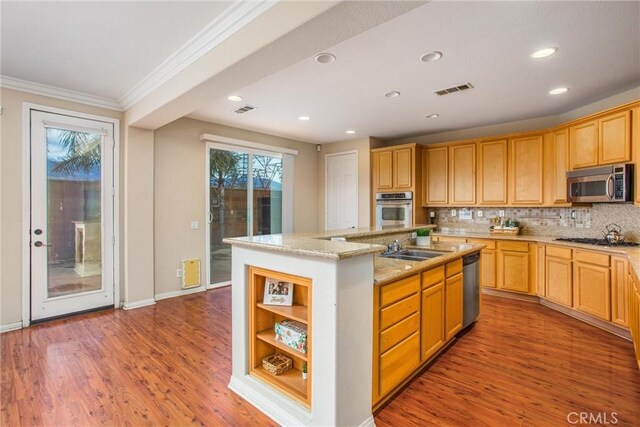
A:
249,266,312,408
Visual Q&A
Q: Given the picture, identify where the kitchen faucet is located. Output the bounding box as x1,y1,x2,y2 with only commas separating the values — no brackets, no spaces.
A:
386,236,413,253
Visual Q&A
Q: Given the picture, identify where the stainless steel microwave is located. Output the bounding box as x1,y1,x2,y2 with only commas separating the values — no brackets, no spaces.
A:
566,164,633,203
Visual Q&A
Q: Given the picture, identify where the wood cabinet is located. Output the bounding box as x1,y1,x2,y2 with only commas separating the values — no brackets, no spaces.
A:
536,243,546,296
545,246,573,307
599,110,631,165
421,267,445,361
249,267,312,407
496,241,530,293
445,263,463,341
449,144,476,205
372,144,417,192
477,140,507,205
467,238,496,288
393,148,413,189
573,251,611,321
629,269,640,369
550,128,570,204
422,146,448,206
632,107,640,206
570,110,631,169
509,135,544,205
374,150,393,190
611,256,628,327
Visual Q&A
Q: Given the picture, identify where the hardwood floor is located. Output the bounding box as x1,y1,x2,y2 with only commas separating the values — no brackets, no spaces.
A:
2,289,638,426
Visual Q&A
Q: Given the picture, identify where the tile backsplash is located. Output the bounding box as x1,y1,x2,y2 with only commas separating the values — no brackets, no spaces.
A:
429,204,640,241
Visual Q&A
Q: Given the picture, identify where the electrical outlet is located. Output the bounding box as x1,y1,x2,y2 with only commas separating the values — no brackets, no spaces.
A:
451,209,457,217
477,210,483,218
571,210,577,219
176,268,182,278
429,211,435,218
191,220,199,230
411,232,417,238
498,210,505,218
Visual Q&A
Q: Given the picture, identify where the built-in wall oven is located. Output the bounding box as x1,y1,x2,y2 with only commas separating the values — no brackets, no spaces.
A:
567,164,633,203
375,192,413,229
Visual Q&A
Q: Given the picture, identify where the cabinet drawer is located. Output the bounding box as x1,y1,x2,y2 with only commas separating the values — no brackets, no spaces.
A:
380,274,420,307
574,250,610,267
497,240,529,252
422,266,445,289
380,293,420,330
379,332,420,397
467,238,496,249
380,312,419,353
546,245,572,259
446,259,463,278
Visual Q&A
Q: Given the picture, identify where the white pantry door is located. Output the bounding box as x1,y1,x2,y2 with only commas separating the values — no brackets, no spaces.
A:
30,110,115,321
325,151,358,230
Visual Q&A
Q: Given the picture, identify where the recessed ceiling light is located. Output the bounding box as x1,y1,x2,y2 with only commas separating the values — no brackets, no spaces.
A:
420,51,443,62
346,130,356,134
298,115,310,121
314,53,336,64
384,91,400,98
549,87,569,95
531,47,558,59
425,113,439,119
227,95,243,102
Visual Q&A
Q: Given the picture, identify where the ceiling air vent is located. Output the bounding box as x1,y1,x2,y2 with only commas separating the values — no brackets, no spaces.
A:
434,82,474,96
234,105,257,114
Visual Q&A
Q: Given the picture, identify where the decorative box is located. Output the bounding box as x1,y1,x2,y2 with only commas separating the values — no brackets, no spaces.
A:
274,319,308,354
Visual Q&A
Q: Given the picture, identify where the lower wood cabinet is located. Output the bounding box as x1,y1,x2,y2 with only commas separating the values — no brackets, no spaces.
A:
379,332,420,397
496,241,530,293
421,267,445,361
612,256,629,327
629,269,640,369
573,261,611,321
445,273,463,341
545,256,573,306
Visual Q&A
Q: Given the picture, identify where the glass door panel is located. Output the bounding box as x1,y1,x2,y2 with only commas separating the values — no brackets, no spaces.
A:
209,149,249,285
252,154,282,235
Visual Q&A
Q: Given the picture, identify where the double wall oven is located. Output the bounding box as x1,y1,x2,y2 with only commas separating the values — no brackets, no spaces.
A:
375,192,413,229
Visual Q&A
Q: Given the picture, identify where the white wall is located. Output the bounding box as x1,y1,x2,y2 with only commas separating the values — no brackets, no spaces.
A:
152,117,318,296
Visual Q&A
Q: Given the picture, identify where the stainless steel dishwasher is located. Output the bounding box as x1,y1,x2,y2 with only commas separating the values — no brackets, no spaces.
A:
462,252,480,328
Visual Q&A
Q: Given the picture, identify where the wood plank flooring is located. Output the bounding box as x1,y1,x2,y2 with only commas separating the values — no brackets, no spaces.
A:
2,289,639,426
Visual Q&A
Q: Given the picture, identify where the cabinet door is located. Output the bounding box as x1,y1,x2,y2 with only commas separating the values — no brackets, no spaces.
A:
574,262,611,321
632,108,640,206
421,283,445,361
551,129,569,203
509,135,544,205
393,147,413,189
375,151,393,190
611,257,628,327
424,147,448,205
477,140,508,205
445,274,463,341
449,144,476,205
480,249,496,288
379,332,420,397
545,257,572,306
570,120,598,169
497,250,529,293
599,110,631,165
536,244,546,297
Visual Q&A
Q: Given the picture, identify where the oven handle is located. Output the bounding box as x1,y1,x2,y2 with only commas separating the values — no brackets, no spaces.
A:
605,174,614,200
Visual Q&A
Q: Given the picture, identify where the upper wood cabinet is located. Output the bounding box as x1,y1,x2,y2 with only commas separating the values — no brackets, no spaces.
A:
449,143,476,205
422,146,448,206
372,144,416,192
393,148,413,189
375,150,394,190
632,107,640,206
550,129,570,204
508,135,544,205
477,139,507,205
570,110,631,169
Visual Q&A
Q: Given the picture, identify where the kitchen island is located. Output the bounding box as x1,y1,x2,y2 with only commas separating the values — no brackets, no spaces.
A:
224,226,483,426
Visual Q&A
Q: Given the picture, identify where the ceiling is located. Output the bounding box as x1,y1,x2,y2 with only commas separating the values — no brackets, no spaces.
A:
0,1,233,101
188,1,640,143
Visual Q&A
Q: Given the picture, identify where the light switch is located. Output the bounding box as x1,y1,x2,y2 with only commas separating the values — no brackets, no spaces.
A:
498,210,505,218
451,210,457,217
477,210,483,218
191,221,199,230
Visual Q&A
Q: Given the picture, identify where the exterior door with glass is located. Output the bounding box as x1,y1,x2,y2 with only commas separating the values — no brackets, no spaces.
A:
30,110,115,321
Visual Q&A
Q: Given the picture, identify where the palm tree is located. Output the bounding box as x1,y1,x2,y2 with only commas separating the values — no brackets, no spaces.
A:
50,129,101,174
210,150,243,246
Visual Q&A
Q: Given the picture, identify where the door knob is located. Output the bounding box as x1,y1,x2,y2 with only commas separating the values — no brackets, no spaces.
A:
33,241,52,247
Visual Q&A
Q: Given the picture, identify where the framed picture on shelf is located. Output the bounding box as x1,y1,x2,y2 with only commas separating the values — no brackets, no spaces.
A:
263,278,294,306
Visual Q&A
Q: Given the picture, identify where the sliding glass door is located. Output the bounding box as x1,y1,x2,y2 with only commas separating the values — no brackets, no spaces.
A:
207,146,283,287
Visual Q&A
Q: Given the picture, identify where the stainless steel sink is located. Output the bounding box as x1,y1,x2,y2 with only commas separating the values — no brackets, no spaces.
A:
380,250,444,261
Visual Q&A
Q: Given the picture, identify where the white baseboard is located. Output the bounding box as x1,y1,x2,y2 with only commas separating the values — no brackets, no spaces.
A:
155,286,206,301
122,298,156,310
0,321,23,333
359,415,376,427
207,281,231,290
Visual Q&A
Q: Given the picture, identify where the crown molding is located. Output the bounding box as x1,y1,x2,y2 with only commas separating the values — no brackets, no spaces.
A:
0,75,123,111
119,0,276,110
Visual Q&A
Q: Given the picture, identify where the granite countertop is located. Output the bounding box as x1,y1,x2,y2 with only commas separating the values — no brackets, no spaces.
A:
374,242,485,286
433,230,640,279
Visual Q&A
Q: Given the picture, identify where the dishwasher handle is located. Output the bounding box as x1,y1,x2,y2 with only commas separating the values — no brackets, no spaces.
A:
463,252,481,266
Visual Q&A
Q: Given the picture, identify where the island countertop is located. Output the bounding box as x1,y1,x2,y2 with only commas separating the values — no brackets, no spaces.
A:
223,224,436,260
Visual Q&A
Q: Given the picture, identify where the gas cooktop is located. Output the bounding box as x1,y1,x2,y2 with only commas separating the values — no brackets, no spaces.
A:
555,237,640,247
